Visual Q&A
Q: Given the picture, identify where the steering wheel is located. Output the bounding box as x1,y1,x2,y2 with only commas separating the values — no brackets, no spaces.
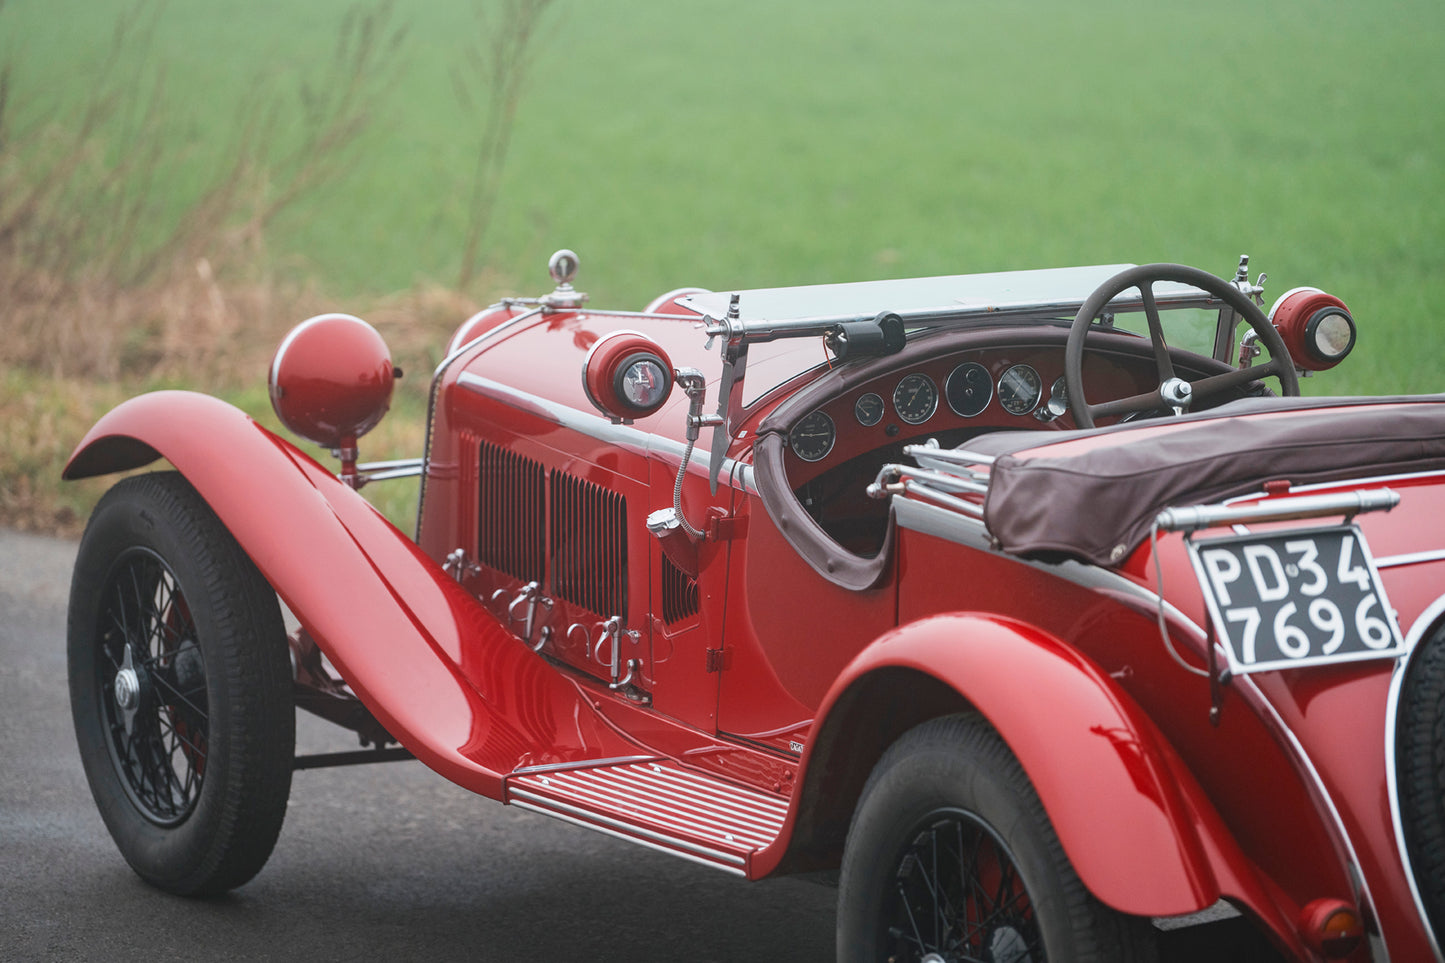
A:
1064,263,1299,429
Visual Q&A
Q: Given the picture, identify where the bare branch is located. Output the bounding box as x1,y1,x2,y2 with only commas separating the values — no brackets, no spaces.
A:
456,0,558,291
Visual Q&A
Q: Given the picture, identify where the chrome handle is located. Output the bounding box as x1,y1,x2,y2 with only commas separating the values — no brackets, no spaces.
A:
444,548,481,582
503,581,553,649
507,581,541,623
593,616,623,674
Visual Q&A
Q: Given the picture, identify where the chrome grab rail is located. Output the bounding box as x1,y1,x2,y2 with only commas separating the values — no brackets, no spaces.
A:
1155,488,1400,534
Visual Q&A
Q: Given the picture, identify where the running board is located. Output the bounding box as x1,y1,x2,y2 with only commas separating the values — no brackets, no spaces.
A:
505,759,789,877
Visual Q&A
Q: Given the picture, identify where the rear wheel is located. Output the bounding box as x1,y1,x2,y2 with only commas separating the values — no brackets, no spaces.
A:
1397,621,1445,936
68,472,294,895
838,714,1157,962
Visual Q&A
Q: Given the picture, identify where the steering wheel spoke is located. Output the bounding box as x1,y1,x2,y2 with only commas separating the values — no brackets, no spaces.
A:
1139,283,1176,382
1189,360,1283,402
1066,264,1299,428
1087,388,1168,422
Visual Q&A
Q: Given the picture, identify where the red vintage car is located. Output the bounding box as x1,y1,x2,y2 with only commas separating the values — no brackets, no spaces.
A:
64,251,1445,961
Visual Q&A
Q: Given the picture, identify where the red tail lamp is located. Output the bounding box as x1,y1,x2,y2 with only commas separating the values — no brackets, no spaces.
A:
1269,287,1357,371
269,313,396,450
1298,898,1365,958
582,330,675,423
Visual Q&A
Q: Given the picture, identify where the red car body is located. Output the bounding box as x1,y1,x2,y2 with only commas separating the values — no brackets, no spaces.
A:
65,254,1444,961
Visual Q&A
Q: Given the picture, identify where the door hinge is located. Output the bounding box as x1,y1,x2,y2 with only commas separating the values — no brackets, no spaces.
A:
705,646,732,673
707,512,747,541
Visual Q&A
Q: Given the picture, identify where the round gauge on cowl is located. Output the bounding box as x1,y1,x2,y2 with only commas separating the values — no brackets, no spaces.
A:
945,362,992,417
854,392,885,426
617,354,671,411
998,364,1043,416
790,410,836,462
892,373,938,425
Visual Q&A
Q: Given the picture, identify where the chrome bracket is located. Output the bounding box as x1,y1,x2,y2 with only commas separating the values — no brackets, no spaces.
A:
1237,329,1262,369
702,294,749,494
1231,254,1268,306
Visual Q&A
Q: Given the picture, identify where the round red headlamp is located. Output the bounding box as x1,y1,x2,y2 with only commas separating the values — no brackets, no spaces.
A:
581,330,674,422
1269,287,1357,371
269,313,395,448
446,304,521,356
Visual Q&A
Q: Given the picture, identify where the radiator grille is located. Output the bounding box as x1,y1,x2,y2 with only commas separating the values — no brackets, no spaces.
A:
550,472,628,617
476,439,546,584
660,554,700,624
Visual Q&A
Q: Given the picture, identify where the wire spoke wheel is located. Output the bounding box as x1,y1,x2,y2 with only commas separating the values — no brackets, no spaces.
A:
98,549,209,826
838,714,1157,963
69,472,294,896
886,809,1043,963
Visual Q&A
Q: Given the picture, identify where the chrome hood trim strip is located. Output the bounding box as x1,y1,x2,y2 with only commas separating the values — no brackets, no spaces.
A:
455,372,754,492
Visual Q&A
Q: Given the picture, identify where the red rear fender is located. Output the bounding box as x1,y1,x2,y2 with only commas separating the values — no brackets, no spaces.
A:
64,391,640,795
779,614,1285,926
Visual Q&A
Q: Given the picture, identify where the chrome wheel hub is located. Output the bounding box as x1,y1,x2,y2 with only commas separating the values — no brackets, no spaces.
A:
114,666,141,712
988,926,1033,963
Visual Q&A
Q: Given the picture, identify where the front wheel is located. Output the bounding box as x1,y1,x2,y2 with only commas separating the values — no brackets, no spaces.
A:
837,714,1157,962
68,472,294,895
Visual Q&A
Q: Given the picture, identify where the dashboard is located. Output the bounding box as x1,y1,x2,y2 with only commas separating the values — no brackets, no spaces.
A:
779,339,1235,557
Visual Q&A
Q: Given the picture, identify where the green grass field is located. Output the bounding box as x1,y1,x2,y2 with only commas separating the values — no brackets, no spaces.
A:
2,0,1443,529
7,0,1442,390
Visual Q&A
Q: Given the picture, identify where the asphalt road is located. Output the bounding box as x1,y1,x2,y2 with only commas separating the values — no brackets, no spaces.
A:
0,529,837,962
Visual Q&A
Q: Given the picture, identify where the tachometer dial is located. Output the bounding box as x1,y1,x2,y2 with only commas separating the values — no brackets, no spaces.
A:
854,392,885,426
892,374,938,425
790,410,836,462
998,364,1043,416
945,362,992,417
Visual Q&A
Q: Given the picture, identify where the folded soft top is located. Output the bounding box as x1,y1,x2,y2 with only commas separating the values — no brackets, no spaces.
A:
965,395,1445,566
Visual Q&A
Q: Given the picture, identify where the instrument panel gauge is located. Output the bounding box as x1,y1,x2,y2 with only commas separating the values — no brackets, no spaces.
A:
945,362,992,417
854,392,885,427
790,410,836,462
1042,376,1070,420
998,364,1043,416
892,374,938,425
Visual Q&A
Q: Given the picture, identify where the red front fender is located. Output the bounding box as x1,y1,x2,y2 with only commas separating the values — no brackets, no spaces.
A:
775,613,1285,927
64,391,639,796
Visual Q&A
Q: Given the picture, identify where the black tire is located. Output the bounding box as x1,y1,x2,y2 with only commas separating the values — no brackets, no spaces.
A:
1397,621,1445,937
837,713,1158,962
68,472,294,896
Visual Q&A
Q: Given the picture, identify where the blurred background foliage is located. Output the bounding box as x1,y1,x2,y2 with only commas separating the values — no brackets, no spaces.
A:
1,0,1441,531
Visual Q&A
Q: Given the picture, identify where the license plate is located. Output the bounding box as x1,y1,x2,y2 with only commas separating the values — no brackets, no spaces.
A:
1185,524,1406,674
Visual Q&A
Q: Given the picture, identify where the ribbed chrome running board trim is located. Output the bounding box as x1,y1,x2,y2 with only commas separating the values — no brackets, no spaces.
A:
509,800,748,877
506,760,788,876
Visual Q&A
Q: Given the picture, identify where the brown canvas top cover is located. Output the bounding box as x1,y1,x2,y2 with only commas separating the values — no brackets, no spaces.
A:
968,396,1445,567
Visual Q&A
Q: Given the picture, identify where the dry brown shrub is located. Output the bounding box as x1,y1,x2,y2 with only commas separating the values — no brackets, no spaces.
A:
0,0,409,386
0,0,547,535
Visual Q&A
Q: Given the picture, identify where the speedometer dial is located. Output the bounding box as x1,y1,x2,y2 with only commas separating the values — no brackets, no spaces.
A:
892,374,938,425
789,410,836,462
945,362,992,417
998,364,1043,416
